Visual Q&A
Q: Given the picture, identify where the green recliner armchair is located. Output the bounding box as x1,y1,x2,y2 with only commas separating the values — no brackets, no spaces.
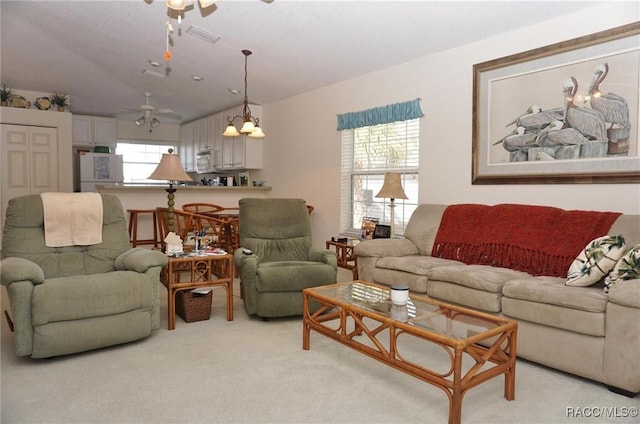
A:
0,194,167,358
234,198,337,318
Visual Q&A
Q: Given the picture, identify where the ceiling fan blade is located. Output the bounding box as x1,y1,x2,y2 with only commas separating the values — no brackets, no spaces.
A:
157,112,183,120
120,92,181,121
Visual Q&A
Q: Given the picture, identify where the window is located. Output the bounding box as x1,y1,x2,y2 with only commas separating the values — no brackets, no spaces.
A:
115,142,177,184
340,119,419,237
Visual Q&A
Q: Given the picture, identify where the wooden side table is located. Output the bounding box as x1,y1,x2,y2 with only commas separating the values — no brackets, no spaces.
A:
326,239,359,279
160,254,234,330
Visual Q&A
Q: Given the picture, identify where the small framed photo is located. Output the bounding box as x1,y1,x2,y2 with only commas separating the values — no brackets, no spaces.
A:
360,217,379,240
239,171,250,187
372,224,391,239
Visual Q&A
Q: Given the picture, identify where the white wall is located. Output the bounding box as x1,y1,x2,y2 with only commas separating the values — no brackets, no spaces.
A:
263,2,640,245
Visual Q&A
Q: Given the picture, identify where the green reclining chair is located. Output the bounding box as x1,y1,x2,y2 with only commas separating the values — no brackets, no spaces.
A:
234,198,337,318
0,194,167,358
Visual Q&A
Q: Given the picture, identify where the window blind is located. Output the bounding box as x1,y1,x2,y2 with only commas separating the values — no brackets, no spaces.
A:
116,142,178,184
340,118,420,237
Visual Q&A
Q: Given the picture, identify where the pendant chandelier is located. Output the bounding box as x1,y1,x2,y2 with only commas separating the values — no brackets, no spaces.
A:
222,49,265,138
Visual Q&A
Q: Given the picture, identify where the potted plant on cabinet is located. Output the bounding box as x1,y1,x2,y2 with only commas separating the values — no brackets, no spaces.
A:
50,92,69,111
0,84,13,107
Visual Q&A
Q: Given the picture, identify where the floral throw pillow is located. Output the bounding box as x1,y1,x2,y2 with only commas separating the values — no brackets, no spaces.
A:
566,235,626,287
604,244,640,293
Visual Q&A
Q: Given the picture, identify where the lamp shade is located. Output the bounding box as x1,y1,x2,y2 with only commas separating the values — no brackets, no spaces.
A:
375,172,408,200
148,151,193,182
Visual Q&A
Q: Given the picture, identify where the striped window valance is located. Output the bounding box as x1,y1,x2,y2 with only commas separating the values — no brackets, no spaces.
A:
336,98,423,131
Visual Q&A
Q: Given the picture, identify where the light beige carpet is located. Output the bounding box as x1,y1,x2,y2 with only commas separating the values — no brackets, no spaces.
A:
1,269,638,423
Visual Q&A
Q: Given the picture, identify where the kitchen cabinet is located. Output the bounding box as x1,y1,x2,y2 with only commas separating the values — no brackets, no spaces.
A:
212,112,224,169
179,121,195,172
196,115,214,151
72,115,117,147
180,115,215,172
216,104,263,170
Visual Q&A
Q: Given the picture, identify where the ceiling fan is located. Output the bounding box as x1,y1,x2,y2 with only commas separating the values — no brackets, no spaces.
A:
123,92,182,132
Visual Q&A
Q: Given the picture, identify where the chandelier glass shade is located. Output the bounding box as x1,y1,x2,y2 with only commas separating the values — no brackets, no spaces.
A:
223,49,266,138
166,0,216,11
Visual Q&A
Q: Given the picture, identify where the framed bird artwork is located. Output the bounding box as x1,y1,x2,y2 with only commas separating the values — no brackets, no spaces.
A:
472,22,639,184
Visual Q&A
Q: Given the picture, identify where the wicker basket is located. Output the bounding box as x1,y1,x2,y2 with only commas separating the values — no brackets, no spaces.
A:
176,290,212,322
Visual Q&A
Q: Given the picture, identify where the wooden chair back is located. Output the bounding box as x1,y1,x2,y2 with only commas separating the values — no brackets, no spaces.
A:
156,207,196,243
189,212,231,250
181,203,226,214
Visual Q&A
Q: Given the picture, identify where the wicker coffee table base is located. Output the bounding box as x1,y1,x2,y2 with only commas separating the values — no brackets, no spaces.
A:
303,282,517,424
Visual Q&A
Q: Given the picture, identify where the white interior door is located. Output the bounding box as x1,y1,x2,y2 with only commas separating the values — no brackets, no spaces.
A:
1,124,58,242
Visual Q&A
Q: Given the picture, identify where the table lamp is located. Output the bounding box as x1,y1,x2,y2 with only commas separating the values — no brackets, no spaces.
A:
375,172,407,238
148,148,192,233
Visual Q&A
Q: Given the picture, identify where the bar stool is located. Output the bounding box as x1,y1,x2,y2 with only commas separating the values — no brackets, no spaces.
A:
127,209,159,248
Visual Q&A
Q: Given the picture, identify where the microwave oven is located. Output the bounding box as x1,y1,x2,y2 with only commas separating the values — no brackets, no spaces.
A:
196,149,216,174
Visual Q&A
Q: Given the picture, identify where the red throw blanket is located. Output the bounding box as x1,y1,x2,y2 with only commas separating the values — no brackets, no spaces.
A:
431,204,621,277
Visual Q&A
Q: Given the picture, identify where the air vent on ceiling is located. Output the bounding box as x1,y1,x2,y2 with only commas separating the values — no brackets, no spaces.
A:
142,69,166,79
186,25,222,44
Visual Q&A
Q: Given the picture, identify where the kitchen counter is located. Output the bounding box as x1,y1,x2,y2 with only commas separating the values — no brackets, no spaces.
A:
97,184,271,191
97,184,272,243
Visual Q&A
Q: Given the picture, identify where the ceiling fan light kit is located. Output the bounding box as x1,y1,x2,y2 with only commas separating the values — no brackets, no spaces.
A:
223,49,266,138
127,92,181,133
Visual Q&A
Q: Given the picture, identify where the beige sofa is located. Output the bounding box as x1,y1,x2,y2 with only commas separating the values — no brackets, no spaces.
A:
355,203,640,395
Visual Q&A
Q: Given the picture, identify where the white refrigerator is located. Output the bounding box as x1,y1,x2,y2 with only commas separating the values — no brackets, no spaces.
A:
79,152,124,192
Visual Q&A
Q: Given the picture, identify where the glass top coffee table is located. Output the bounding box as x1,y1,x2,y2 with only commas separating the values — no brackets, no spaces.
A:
303,281,518,424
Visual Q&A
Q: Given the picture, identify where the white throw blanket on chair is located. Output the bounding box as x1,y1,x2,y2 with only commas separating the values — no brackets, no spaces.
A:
41,193,103,247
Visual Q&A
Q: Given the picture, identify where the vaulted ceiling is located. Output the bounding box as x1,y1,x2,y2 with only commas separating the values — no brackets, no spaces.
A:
1,0,602,124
